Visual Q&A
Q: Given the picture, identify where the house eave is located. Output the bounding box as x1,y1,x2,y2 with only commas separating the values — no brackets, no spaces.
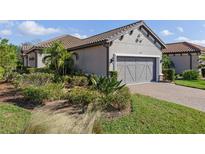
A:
140,22,166,49
163,50,201,55
67,40,108,51
107,22,166,50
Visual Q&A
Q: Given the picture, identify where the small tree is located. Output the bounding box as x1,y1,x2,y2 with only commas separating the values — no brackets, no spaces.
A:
162,55,175,70
42,41,76,75
198,54,205,68
0,39,18,80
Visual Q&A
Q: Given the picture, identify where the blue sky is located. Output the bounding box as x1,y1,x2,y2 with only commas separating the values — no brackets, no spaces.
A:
0,20,205,46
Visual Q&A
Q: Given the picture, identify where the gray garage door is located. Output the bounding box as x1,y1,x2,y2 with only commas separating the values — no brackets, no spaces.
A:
117,56,156,84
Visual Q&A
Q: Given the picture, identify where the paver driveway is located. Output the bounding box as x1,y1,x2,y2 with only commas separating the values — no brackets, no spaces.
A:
128,82,205,112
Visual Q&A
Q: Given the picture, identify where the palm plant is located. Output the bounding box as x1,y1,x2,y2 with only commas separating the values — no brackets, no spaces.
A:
42,41,76,75
90,76,125,95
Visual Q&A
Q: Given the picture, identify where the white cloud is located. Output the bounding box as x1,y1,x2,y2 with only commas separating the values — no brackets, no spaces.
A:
18,21,61,36
177,27,184,32
160,30,174,36
72,33,87,39
175,36,189,41
190,40,205,46
0,29,12,36
175,36,205,46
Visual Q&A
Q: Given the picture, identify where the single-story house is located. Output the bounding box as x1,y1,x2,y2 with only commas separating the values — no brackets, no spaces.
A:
21,21,166,84
162,42,205,74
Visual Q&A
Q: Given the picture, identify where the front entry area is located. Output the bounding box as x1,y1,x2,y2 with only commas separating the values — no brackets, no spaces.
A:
117,56,156,84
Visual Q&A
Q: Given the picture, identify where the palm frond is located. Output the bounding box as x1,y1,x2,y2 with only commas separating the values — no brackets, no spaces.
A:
42,55,51,64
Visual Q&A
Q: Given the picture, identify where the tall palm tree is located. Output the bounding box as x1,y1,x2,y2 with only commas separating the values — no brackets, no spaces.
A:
42,41,76,75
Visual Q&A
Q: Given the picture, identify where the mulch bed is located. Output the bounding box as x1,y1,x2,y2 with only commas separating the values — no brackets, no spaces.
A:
0,81,132,118
102,103,132,120
0,81,41,110
0,81,23,103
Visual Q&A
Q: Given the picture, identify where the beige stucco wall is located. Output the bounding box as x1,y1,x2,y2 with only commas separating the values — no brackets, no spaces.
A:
73,45,107,76
36,50,46,68
27,52,36,67
168,53,199,74
192,54,199,70
24,50,46,68
109,28,162,80
23,56,28,66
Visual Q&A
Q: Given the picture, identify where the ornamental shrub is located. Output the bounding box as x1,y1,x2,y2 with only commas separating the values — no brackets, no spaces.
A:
162,69,175,81
63,75,89,87
27,67,53,74
182,70,199,80
16,73,55,88
66,87,100,106
109,71,118,80
100,87,131,110
202,68,205,78
0,66,5,80
22,83,66,103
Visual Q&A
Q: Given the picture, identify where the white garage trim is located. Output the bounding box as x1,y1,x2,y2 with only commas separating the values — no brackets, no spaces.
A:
113,53,160,82
114,53,160,58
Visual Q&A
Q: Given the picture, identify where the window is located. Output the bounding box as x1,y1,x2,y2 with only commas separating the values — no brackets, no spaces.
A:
29,57,35,61
75,53,79,60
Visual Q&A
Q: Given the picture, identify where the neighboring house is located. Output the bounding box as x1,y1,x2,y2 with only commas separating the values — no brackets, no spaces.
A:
162,42,205,74
21,21,166,84
21,35,82,68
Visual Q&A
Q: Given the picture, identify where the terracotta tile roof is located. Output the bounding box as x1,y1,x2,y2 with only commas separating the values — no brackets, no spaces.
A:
22,35,82,54
22,20,166,53
70,21,144,48
36,34,82,49
163,42,205,54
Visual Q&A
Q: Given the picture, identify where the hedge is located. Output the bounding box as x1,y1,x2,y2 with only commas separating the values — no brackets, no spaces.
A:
163,69,175,81
182,70,199,80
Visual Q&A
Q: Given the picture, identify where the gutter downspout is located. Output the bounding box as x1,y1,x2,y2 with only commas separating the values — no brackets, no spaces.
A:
106,46,109,77
189,53,192,69
103,43,110,77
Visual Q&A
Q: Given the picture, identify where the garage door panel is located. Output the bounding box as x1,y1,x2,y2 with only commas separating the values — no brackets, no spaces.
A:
136,64,146,83
117,63,125,82
125,65,136,83
117,56,156,84
136,61,154,82
146,63,154,80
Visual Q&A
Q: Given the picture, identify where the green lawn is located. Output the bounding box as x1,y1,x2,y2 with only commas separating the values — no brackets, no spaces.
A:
0,103,31,134
175,79,205,90
2,94,205,134
102,94,205,134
